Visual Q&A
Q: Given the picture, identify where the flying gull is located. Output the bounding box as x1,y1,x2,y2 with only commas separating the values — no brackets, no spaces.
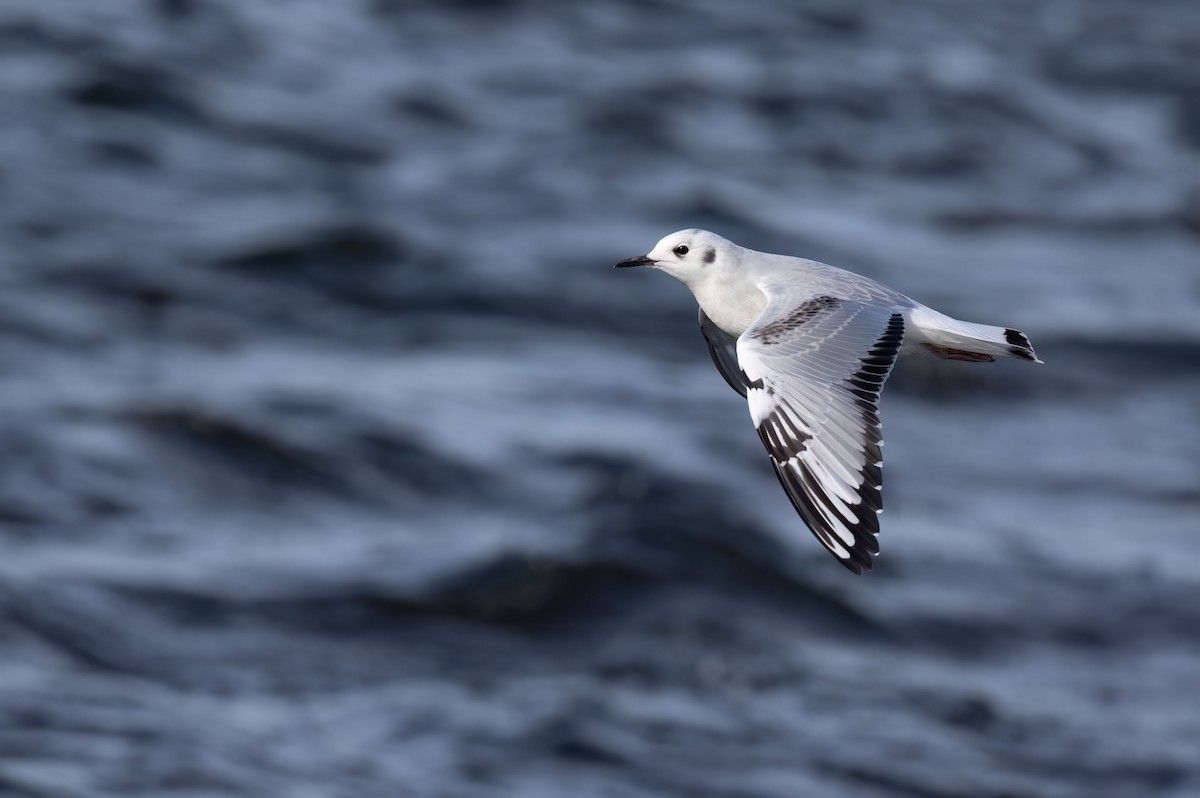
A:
616,229,1041,574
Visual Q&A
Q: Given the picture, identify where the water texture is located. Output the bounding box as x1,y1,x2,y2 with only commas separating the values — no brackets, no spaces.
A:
1,1,1198,796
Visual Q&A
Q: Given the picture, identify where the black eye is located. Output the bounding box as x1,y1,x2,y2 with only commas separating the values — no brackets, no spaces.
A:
673,245,689,257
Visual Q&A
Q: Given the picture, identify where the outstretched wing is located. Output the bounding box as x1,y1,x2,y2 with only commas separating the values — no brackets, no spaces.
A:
736,292,905,574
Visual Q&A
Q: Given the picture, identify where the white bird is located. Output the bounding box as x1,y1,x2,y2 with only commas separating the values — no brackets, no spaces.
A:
616,229,1041,574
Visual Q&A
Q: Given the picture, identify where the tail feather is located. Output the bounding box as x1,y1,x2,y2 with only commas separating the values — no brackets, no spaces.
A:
1000,327,1040,362
910,308,1043,363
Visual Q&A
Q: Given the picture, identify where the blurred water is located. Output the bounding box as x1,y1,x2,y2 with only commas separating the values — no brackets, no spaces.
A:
1,0,1199,796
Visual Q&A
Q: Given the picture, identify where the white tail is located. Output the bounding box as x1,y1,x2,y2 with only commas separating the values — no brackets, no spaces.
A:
907,307,1042,363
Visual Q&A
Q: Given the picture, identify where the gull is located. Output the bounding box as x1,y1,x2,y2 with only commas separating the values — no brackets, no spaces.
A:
616,229,1041,574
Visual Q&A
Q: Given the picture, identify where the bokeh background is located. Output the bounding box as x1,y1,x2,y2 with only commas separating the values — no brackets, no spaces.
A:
2,1,1199,796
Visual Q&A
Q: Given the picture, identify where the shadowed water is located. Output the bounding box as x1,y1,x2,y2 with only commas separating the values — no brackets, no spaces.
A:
1,1,1199,796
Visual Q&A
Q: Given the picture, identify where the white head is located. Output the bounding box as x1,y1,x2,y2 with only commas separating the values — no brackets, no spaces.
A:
614,229,739,288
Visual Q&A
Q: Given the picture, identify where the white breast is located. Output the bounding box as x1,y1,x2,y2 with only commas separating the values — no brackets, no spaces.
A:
690,277,768,337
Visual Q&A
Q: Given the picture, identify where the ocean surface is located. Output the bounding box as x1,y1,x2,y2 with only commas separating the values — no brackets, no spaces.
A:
1,1,1199,796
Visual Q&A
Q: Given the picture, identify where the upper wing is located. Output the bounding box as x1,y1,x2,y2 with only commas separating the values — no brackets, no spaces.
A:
699,308,752,398
736,291,905,574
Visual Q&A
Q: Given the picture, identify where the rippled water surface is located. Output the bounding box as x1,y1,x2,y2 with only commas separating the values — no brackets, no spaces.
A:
1,1,1199,796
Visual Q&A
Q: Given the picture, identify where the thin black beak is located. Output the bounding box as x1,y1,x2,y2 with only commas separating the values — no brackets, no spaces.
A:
614,255,655,269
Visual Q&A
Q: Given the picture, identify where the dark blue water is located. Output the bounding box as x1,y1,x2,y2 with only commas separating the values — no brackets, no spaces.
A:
1,1,1199,795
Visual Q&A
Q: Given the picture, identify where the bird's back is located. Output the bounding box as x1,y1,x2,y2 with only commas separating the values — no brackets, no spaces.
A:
738,248,915,311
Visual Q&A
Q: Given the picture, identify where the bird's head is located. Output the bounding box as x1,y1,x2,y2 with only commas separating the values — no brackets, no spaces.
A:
615,229,736,287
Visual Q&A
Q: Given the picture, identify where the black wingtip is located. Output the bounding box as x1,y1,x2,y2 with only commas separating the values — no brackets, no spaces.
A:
770,458,879,575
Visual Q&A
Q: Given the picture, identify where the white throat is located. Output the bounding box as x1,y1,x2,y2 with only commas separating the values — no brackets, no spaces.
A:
685,271,767,337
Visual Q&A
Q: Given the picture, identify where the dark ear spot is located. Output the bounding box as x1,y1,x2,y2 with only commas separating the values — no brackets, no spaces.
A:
703,247,716,265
